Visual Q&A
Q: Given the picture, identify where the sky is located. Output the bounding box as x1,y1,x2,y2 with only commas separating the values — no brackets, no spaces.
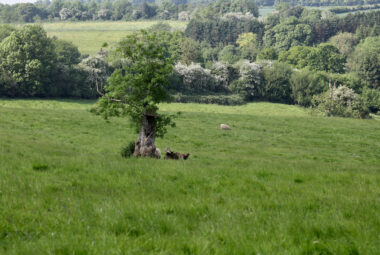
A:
0,0,37,4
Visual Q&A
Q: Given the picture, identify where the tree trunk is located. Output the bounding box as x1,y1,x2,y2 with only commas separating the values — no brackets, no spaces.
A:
133,114,159,158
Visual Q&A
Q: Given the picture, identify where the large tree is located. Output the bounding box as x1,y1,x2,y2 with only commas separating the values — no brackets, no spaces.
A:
348,36,380,89
329,32,359,57
279,44,346,73
95,31,175,158
54,39,81,66
263,16,313,51
0,25,57,97
236,32,259,61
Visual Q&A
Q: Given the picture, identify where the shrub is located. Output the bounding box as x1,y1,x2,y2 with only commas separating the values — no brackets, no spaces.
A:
0,70,17,97
290,69,329,106
210,62,238,91
121,141,135,158
262,62,293,103
148,22,172,32
172,94,245,105
172,63,217,93
312,85,370,118
361,87,380,114
257,47,278,61
328,72,367,93
230,61,262,100
218,45,241,64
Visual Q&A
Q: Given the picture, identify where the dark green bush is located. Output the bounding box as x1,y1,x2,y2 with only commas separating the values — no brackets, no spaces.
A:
121,142,135,158
290,69,329,107
172,94,245,105
361,87,380,114
32,164,49,171
262,62,293,103
257,47,278,61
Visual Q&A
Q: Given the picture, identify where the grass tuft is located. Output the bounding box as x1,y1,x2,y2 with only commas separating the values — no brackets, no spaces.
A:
121,141,135,158
32,163,49,171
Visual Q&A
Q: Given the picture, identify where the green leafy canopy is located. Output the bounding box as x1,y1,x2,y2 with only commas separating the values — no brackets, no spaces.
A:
95,30,176,137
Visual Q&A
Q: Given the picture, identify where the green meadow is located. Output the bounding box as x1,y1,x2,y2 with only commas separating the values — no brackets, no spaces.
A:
0,99,379,254
40,21,188,55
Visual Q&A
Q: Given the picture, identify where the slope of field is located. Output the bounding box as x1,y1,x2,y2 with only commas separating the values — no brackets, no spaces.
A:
0,99,379,254
41,21,188,55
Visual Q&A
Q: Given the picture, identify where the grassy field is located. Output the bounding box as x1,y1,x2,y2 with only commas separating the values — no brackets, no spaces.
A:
335,7,380,16
259,7,275,17
39,21,188,55
0,99,380,254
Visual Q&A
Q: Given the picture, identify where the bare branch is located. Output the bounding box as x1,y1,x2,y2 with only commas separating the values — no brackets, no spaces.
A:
95,79,104,96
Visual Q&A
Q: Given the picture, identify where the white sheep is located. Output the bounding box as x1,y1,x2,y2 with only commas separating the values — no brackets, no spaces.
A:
155,148,161,159
220,124,231,130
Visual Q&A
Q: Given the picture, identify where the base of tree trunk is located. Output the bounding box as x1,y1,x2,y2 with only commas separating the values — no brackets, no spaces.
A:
133,114,160,158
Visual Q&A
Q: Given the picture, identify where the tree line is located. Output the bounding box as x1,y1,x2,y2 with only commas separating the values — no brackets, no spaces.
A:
2,0,380,23
0,0,191,23
0,3,379,118
180,5,379,117
186,4,380,47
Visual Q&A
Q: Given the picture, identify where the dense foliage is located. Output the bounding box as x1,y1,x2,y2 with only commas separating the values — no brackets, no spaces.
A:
0,25,108,98
278,44,346,73
185,17,264,47
95,31,175,137
312,85,370,118
0,25,57,97
347,36,380,89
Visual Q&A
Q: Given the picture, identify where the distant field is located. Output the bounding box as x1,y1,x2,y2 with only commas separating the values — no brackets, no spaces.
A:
1,99,380,254
336,7,380,16
308,5,380,16
41,21,188,55
259,7,275,17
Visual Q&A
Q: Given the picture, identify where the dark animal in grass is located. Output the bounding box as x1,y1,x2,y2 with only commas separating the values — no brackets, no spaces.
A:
164,147,190,160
